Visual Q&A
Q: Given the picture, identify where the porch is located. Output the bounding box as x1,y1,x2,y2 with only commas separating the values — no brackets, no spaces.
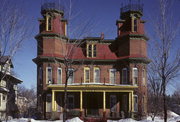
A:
47,85,137,119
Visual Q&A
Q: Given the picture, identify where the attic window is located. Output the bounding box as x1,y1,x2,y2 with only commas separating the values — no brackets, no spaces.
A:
87,44,96,58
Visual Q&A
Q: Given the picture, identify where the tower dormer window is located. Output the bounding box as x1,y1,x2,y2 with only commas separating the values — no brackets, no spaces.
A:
46,16,52,31
87,44,96,58
132,17,138,32
134,19,137,32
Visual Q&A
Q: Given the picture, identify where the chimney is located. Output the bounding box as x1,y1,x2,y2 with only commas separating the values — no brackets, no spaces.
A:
100,32,104,40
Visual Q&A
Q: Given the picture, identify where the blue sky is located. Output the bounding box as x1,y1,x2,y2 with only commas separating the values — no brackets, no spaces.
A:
12,0,180,93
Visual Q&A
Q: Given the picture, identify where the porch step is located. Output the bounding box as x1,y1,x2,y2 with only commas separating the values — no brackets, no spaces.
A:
84,117,107,122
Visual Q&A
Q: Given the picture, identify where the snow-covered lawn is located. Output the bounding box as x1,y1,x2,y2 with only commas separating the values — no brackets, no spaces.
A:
4,111,180,122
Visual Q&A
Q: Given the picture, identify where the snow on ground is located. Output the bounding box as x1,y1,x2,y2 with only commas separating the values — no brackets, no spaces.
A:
3,111,180,122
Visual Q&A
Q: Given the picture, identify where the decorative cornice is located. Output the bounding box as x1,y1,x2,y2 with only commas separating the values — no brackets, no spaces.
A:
35,33,68,40
118,57,151,64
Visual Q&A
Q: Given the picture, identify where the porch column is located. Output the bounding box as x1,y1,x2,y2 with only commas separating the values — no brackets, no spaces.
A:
103,91,106,112
131,91,134,112
129,92,132,112
52,90,55,111
131,91,134,118
80,91,83,111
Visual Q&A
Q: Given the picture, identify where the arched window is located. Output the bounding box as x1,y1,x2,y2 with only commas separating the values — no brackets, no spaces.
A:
68,68,74,84
109,69,116,84
46,67,52,84
122,68,127,84
57,68,62,84
132,68,138,85
84,67,90,83
134,19,137,32
94,67,100,83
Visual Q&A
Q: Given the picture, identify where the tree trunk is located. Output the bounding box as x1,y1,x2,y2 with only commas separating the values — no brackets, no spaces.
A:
163,86,167,122
63,71,68,122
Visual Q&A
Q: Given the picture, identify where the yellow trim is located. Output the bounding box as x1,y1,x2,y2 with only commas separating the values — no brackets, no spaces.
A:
51,90,134,93
80,91,83,111
46,16,52,31
84,67,90,83
65,22,67,36
131,91,134,112
103,91,106,112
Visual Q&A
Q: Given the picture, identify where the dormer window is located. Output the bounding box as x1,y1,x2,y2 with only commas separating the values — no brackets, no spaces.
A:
46,16,52,31
134,19,137,32
132,17,138,32
87,44,96,58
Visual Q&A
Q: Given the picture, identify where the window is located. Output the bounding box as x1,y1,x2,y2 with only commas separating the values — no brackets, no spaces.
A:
46,67,52,84
2,94,6,101
142,69,146,85
122,95,128,112
88,45,92,57
132,68,138,85
122,68,128,84
38,67,42,81
110,69,116,84
110,95,117,112
46,16,52,31
84,67,90,83
46,94,52,112
0,94,1,106
67,95,74,109
57,68,62,84
134,95,138,112
93,45,96,57
94,67,100,83
68,68,74,84
87,44,96,58
134,19,137,32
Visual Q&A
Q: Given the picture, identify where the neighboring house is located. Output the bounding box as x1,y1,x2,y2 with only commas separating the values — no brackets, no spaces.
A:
17,96,28,117
0,56,22,120
33,1,150,120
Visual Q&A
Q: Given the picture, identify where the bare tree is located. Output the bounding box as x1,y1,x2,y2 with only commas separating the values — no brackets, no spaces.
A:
0,0,32,120
148,0,180,122
0,0,31,77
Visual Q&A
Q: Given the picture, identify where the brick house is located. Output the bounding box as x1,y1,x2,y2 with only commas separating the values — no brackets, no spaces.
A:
33,1,150,120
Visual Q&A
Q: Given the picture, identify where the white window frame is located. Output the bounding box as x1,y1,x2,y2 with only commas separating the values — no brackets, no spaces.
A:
68,68,74,84
46,67,52,84
122,68,128,84
67,95,74,109
132,68,138,85
57,68,62,84
134,95,138,112
109,69,116,84
94,67,100,83
84,67,90,83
